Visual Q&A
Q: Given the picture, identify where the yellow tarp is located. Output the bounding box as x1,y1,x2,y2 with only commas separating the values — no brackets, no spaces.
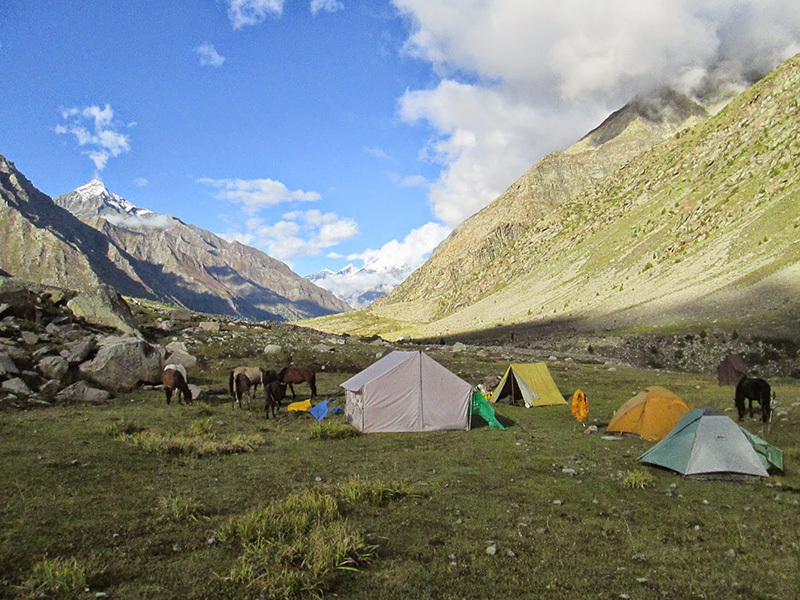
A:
491,363,567,407
287,399,312,412
606,386,692,441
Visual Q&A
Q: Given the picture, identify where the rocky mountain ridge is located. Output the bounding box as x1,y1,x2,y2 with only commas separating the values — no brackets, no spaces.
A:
0,157,350,322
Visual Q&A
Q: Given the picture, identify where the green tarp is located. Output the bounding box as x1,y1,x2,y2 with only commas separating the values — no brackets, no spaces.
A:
471,390,506,430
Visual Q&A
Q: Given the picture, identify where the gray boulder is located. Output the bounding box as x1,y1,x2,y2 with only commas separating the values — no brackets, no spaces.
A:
2,377,32,396
57,381,111,404
165,350,197,369
165,341,189,353
62,339,97,364
66,284,139,335
38,355,69,381
0,353,19,377
39,379,62,398
79,336,164,391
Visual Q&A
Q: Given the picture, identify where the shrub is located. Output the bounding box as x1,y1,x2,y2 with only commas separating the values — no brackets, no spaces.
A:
218,489,374,599
310,421,360,440
158,493,203,521
22,556,88,599
620,469,656,490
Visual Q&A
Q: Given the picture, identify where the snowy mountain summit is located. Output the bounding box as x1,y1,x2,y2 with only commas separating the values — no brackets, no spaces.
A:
59,179,152,219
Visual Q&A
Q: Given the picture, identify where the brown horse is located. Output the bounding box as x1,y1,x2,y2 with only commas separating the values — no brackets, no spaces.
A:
229,367,277,408
279,366,317,399
162,364,193,405
264,379,285,419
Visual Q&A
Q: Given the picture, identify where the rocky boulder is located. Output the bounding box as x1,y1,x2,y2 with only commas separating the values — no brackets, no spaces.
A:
79,336,164,391
66,284,139,335
57,381,111,404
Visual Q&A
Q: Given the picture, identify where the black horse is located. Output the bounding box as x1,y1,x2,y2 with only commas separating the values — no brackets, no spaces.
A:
734,376,774,423
264,379,285,419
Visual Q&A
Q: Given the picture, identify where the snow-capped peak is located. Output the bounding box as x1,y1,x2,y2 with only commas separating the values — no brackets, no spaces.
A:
74,179,151,216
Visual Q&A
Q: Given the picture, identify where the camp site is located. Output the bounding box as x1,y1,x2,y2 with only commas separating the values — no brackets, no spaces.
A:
2,324,799,600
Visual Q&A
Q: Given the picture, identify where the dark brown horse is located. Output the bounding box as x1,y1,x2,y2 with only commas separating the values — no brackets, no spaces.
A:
279,366,317,399
735,376,774,425
162,365,193,405
229,367,277,408
264,379,285,419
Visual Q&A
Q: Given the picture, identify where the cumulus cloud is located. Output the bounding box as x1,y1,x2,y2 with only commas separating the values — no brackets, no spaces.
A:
310,0,344,16
309,221,451,307
347,221,450,272
219,209,359,261
392,0,800,226
227,0,284,29
198,177,321,214
55,104,131,171
195,42,225,67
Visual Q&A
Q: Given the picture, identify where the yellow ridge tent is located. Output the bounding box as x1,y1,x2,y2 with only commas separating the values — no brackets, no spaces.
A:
491,363,567,407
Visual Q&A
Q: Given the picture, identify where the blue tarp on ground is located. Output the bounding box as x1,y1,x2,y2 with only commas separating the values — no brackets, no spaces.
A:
309,400,329,422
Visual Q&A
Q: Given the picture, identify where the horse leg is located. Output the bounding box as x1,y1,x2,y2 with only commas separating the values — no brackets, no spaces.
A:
165,387,173,405
310,378,317,399
288,382,296,399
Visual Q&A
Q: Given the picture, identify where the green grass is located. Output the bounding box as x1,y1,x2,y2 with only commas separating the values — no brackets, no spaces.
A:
1,357,799,599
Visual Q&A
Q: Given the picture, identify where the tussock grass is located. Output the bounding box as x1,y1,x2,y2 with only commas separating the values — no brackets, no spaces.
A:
119,430,265,457
218,488,375,598
309,420,360,440
158,493,204,521
22,556,89,599
334,474,422,506
620,468,657,489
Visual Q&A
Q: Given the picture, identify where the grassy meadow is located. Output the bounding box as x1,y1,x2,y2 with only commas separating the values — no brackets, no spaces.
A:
1,342,799,599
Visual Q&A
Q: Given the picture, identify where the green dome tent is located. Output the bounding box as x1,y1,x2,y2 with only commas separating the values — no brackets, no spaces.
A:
638,407,783,478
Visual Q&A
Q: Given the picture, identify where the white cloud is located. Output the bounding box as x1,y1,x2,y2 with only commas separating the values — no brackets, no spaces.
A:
134,178,149,187
198,177,321,214
55,104,131,171
310,0,344,16
310,221,451,307
105,213,174,229
218,209,359,261
392,0,800,227
227,0,284,28
196,42,225,67
347,221,449,272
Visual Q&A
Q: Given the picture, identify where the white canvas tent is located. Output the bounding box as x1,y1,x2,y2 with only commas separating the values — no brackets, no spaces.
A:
341,350,472,433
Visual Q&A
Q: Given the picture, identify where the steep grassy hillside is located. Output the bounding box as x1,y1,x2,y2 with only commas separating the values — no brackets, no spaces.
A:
308,54,800,343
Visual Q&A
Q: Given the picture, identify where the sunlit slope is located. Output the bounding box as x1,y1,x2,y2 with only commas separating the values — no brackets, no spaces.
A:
306,54,800,341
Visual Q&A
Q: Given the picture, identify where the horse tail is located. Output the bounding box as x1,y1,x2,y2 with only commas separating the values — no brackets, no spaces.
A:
310,372,317,398
229,370,235,397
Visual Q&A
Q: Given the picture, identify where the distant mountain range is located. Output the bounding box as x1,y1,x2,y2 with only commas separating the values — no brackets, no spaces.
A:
306,258,414,310
0,162,351,321
303,53,800,343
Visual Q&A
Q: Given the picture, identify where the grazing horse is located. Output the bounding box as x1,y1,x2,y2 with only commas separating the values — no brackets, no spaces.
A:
162,364,193,405
279,366,317,399
734,376,774,425
229,367,277,408
264,379,285,419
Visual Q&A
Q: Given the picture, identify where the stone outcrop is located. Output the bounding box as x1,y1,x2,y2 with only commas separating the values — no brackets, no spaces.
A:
79,336,164,391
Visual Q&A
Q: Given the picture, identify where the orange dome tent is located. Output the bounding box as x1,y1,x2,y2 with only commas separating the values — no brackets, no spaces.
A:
606,386,692,442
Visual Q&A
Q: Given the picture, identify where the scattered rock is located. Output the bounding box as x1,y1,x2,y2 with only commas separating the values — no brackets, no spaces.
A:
264,344,283,355
37,355,69,381
66,284,139,334
165,350,197,369
0,353,20,376
198,321,220,332
724,548,737,559
2,377,32,396
57,381,111,404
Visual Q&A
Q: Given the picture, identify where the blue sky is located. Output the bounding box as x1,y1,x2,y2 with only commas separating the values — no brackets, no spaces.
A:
2,1,799,282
